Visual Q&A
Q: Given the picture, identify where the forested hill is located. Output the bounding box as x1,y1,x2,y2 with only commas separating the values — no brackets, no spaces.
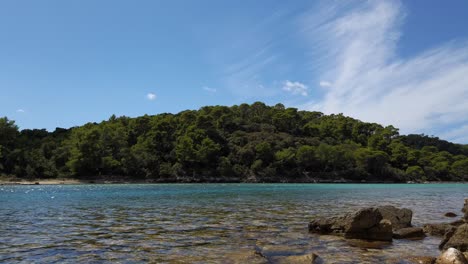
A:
1,102,468,183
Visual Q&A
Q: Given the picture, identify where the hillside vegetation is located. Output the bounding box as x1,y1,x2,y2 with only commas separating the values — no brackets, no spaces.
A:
1,102,467,182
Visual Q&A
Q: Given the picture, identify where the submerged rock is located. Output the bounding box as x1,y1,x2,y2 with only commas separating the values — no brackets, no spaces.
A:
463,199,468,221
424,223,455,237
309,217,344,234
393,227,425,239
445,212,458,218
435,248,468,264
407,256,436,264
440,224,468,252
274,253,324,264
224,250,268,264
377,205,413,230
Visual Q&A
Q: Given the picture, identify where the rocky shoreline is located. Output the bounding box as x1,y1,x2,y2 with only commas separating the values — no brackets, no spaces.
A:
305,199,468,263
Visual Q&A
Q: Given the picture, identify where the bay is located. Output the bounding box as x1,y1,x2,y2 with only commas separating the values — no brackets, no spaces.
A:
1,183,467,263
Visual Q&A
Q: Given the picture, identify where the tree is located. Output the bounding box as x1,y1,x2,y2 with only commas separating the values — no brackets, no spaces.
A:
296,145,316,169
406,166,425,181
452,159,468,180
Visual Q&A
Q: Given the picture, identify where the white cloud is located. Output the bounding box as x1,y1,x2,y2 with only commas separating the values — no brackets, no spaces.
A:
146,93,157,101
283,80,308,96
301,0,468,143
203,86,217,93
319,81,332,88
16,109,25,113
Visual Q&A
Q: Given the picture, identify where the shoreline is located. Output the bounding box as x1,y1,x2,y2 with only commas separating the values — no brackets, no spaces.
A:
1,178,467,185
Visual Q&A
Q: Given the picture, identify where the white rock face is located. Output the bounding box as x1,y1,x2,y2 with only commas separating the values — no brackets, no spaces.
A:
435,248,468,264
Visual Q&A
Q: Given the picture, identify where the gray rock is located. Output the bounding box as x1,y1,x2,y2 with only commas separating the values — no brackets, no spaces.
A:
309,207,393,241
424,223,456,237
440,224,468,252
308,217,344,234
393,227,425,239
435,248,468,264
377,205,413,230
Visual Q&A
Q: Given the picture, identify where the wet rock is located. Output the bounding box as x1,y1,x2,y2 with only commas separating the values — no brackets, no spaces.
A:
445,212,458,218
377,205,413,230
463,199,468,221
393,227,425,239
342,209,393,241
424,223,456,237
309,207,393,241
440,224,468,252
435,248,468,264
346,239,391,249
308,217,344,234
405,256,436,264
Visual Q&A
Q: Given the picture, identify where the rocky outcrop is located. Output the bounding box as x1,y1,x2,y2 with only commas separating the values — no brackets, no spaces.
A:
377,205,413,230
440,224,468,252
309,207,393,241
393,227,425,239
435,248,468,264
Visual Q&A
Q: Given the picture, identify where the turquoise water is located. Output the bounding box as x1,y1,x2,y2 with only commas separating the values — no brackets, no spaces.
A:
1,184,467,263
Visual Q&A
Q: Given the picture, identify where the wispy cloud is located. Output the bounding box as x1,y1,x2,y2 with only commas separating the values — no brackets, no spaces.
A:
301,0,468,143
319,81,332,88
213,9,296,99
203,86,217,93
16,109,25,113
146,93,157,101
283,80,308,96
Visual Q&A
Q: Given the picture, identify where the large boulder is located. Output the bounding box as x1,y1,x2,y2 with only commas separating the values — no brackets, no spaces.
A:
440,224,468,252
435,248,468,264
309,207,393,241
393,227,425,239
377,205,413,230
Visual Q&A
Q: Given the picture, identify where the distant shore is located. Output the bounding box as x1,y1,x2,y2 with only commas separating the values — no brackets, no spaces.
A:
1,178,467,185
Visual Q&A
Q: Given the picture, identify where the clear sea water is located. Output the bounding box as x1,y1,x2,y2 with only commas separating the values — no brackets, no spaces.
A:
1,183,467,263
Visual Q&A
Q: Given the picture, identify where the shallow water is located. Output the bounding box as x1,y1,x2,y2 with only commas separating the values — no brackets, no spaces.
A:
1,183,467,263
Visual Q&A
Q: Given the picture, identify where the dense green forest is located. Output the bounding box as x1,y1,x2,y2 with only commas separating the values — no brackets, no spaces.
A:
1,102,468,182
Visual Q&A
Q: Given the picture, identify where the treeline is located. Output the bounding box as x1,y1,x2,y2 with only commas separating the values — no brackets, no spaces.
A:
1,102,468,182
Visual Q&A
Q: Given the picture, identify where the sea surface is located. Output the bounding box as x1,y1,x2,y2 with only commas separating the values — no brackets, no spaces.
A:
1,183,467,263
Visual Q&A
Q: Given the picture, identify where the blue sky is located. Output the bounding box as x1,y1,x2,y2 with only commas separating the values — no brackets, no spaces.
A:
1,0,468,143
